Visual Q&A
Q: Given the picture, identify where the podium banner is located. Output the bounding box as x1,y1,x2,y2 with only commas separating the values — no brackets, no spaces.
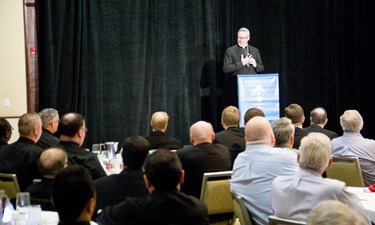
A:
238,74,279,127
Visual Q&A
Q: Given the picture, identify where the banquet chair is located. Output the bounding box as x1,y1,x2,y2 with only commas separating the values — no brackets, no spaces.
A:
0,173,21,199
200,171,235,225
231,191,253,225
326,156,365,187
268,215,306,225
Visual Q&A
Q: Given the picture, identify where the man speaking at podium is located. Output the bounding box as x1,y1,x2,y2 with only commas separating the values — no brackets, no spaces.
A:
223,27,264,107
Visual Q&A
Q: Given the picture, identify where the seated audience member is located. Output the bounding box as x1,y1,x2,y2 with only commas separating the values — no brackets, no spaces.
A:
146,111,183,149
26,147,68,210
331,109,375,186
303,107,338,139
271,132,370,224
271,117,296,150
94,135,150,211
231,116,298,225
96,149,209,225
0,118,12,150
307,200,368,225
230,107,265,164
52,165,97,225
177,121,231,198
215,106,244,148
58,112,106,180
37,108,60,148
0,113,43,191
285,103,308,149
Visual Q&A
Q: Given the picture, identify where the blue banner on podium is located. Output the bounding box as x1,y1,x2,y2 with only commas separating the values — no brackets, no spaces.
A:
238,74,280,127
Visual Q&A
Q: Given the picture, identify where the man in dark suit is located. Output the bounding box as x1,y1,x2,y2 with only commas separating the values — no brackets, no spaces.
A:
215,106,244,148
96,150,209,225
222,27,264,107
58,112,106,180
177,121,231,199
285,103,309,149
0,112,44,191
37,108,60,149
304,107,338,140
94,135,150,211
26,147,68,210
146,111,183,149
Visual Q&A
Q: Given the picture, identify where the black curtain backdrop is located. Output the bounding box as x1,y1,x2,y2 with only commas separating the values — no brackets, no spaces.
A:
37,0,375,149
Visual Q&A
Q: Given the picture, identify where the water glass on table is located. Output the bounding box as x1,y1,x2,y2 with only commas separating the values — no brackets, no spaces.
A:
16,192,30,214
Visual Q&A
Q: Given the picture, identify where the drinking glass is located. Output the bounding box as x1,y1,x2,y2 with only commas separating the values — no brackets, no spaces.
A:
16,192,30,214
100,150,112,170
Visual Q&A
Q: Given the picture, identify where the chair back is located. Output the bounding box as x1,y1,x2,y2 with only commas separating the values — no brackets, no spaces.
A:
231,191,253,225
326,156,365,187
200,171,234,225
0,173,21,199
268,215,306,225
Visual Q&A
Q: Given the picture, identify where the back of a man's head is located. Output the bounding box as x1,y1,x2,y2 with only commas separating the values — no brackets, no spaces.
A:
143,149,182,191
271,117,294,147
285,103,304,124
121,135,150,170
310,107,327,125
190,121,214,144
298,133,331,171
151,111,169,132
244,108,265,124
59,113,84,137
245,116,275,146
0,118,12,142
38,147,68,178
340,110,363,133
39,108,59,129
52,165,95,222
307,200,367,225
221,106,240,127
18,112,42,136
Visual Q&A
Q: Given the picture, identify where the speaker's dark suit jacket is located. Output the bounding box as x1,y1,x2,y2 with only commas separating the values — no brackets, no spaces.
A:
293,127,309,149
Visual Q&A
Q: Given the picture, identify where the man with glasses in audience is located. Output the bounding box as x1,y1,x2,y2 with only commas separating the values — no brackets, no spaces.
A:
58,112,106,180
37,108,60,148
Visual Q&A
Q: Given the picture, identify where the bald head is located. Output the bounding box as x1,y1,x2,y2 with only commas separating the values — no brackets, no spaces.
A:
151,112,169,132
245,116,275,146
190,121,214,145
310,107,327,126
38,147,68,178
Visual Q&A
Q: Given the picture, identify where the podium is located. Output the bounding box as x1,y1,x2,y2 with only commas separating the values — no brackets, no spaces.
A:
237,74,279,127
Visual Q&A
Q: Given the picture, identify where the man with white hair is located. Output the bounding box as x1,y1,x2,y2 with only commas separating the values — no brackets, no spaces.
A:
231,116,298,225
271,132,370,224
146,111,183,150
37,108,60,148
331,110,375,186
177,121,231,199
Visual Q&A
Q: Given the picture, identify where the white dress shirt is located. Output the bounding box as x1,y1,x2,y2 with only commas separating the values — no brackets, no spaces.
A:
271,168,370,224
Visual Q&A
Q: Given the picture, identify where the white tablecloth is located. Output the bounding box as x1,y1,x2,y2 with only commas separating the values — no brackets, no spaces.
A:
347,187,375,222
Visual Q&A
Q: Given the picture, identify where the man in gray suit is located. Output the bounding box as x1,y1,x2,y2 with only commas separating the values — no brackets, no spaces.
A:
271,132,370,224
